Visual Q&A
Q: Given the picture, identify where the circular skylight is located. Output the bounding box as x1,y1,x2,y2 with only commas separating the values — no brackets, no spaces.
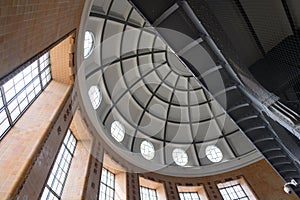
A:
172,148,188,166
140,140,155,160
84,31,95,58
205,145,223,163
88,85,102,109
111,121,125,142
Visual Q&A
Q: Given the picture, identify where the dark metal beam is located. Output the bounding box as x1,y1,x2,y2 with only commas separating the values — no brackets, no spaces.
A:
281,0,296,34
233,0,266,56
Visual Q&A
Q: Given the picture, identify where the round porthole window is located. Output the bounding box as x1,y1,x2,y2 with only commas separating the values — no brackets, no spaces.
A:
111,121,125,142
172,148,188,166
140,140,155,160
205,145,223,163
88,85,102,109
84,31,95,58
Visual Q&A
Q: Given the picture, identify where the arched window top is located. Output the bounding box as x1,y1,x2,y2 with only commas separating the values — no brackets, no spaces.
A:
88,85,102,109
140,140,155,160
111,121,125,142
84,31,95,58
205,145,223,163
172,148,188,166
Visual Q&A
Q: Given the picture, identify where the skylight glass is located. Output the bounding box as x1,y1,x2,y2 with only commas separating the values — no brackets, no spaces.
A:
205,145,223,163
111,121,125,142
84,31,95,58
140,140,155,160
172,148,188,166
88,85,102,109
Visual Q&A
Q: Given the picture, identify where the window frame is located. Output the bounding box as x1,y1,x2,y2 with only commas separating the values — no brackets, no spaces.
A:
140,140,155,160
140,186,158,200
0,51,52,141
99,167,116,200
84,31,95,59
205,145,223,163
217,177,257,200
40,129,77,200
179,192,201,200
172,148,189,166
88,85,102,110
111,121,125,142
177,185,209,200
219,184,249,200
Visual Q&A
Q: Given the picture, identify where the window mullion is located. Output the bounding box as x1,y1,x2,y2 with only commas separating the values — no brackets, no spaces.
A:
45,185,61,200
0,86,13,126
225,188,231,200
37,57,44,91
63,143,73,156
232,185,240,199
48,64,53,85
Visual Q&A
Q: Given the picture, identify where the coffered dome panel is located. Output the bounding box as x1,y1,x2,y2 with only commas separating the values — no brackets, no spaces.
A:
78,0,262,176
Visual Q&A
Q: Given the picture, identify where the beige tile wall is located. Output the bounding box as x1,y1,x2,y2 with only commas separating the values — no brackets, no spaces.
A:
0,0,85,79
0,82,72,199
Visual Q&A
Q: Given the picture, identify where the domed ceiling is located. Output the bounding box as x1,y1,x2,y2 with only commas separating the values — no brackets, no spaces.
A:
77,0,262,176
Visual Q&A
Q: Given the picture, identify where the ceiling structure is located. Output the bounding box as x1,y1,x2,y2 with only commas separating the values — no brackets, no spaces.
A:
73,0,300,196
77,0,300,195
77,0,263,177
125,0,300,196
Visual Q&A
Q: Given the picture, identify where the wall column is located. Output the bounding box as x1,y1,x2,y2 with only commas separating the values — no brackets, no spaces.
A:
126,172,140,200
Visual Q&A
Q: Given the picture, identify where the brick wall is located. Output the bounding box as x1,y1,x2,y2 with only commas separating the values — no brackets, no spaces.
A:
0,0,85,79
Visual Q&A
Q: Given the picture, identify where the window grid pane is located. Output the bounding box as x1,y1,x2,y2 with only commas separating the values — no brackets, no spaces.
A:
179,192,201,200
0,89,9,139
39,52,52,88
84,31,95,58
219,184,249,200
99,168,115,200
172,148,188,166
140,186,158,200
0,52,52,140
140,140,155,160
40,130,77,200
111,121,125,142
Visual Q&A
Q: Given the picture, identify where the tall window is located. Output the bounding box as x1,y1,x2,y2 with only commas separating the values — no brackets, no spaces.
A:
140,186,158,200
179,192,201,200
99,168,115,200
40,130,77,200
0,52,52,140
219,184,249,200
